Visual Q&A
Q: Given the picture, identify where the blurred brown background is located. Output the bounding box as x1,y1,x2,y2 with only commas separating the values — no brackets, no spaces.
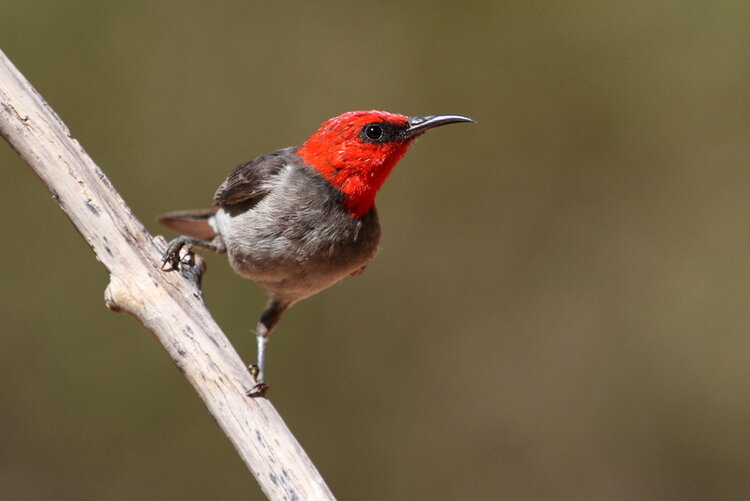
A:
2,2,750,500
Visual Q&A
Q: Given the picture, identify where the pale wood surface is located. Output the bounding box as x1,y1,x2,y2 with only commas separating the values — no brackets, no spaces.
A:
0,49,335,501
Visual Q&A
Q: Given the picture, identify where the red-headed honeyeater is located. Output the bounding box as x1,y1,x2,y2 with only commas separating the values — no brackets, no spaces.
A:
159,110,474,396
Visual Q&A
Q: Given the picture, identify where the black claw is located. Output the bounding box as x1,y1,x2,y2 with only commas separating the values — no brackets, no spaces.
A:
161,238,192,270
246,365,268,398
246,382,270,398
161,252,177,270
161,254,179,271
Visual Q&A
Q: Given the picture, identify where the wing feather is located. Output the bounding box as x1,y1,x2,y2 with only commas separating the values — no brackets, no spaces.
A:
213,147,298,206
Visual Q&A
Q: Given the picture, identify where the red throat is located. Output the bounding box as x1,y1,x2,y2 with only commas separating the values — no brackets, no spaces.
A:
297,111,412,218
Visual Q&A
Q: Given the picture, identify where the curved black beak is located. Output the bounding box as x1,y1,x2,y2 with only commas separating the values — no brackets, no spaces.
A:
405,114,475,138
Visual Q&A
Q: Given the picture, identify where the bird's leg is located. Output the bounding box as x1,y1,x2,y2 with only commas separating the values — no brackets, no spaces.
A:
161,235,226,270
247,297,291,398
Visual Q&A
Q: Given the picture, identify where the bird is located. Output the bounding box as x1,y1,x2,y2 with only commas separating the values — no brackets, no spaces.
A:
158,110,474,396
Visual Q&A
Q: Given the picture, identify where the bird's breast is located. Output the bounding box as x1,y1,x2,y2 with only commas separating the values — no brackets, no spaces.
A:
211,165,381,302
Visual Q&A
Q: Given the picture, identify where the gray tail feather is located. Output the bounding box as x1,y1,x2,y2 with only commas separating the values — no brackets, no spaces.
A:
156,209,217,241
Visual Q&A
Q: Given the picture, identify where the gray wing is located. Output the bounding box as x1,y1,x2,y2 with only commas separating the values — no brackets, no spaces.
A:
213,147,299,206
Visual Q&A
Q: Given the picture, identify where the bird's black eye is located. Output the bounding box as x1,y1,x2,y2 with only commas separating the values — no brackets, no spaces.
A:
364,124,383,141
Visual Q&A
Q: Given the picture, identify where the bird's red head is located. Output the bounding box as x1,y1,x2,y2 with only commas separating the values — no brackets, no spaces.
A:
298,110,474,217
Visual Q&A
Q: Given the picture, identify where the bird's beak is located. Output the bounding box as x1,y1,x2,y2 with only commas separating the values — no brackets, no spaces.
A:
405,114,476,138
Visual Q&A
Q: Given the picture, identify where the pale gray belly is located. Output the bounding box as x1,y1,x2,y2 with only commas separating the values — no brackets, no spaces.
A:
211,204,380,302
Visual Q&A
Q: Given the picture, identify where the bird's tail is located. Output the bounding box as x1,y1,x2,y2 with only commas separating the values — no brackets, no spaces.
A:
156,209,217,241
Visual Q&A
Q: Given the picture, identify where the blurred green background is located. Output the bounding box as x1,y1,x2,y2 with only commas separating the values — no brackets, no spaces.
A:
2,1,750,500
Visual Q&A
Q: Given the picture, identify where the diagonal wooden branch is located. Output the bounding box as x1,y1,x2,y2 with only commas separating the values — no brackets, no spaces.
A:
0,49,335,501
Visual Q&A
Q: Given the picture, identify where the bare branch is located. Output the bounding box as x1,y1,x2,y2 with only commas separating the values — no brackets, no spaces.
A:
0,49,335,501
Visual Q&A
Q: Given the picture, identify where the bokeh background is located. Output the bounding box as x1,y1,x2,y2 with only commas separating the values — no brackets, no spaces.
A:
2,2,750,500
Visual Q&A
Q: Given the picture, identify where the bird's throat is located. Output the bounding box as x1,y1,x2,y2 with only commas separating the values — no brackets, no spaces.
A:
298,141,410,218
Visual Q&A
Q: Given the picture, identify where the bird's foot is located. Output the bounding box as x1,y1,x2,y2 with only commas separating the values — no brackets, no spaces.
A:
161,237,194,271
246,382,270,398
246,364,270,398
